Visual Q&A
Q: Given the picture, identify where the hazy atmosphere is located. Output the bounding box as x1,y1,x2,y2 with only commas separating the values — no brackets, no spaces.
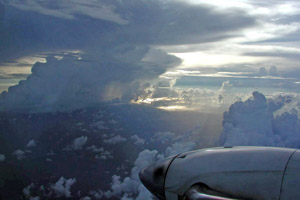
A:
0,0,300,199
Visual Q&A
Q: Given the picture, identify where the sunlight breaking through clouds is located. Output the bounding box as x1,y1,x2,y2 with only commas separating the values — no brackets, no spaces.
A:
1,0,300,111
171,52,262,67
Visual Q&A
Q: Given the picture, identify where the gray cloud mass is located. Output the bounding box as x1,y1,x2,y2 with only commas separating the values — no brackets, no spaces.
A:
0,0,256,111
0,0,255,61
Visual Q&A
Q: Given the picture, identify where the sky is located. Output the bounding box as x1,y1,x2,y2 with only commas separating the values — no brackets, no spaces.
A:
1,0,300,111
1,2,300,199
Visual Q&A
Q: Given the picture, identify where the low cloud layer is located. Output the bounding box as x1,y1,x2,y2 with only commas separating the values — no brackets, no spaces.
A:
71,136,88,150
26,139,36,148
23,177,77,199
13,149,25,160
50,177,77,198
0,153,5,161
98,130,199,200
86,145,113,160
104,135,127,145
130,135,145,146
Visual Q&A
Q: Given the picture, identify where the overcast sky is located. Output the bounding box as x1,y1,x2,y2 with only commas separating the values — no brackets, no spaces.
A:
1,0,300,111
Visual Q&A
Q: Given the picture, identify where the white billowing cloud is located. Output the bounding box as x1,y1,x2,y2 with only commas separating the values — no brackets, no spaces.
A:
26,139,37,148
130,135,145,145
29,197,40,200
220,91,300,148
104,145,197,199
72,136,88,150
156,131,197,157
81,196,91,200
272,94,300,117
23,183,34,198
86,145,104,153
23,178,79,199
23,184,40,200
102,149,158,199
0,153,5,161
165,142,196,157
89,190,103,199
134,185,153,200
103,175,138,198
86,145,113,160
104,135,127,145
50,177,77,198
151,132,176,144
13,149,25,160
0,47,180,112
154,131,197,156
95,153,113,160
120,194,134,200
101,127,198,199
108,119,118,125
7,0,128,24
93,121,108,130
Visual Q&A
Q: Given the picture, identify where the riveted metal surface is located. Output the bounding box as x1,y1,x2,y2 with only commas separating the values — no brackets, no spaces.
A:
280,150,300,200
165,146,295,200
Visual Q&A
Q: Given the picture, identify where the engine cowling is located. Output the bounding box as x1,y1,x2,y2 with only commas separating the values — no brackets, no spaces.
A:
140,146,300,200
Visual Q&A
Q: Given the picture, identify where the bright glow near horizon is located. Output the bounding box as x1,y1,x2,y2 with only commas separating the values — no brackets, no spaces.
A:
171,52,263,67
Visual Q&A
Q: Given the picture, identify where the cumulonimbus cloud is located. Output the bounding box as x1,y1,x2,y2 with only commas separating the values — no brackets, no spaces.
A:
220,91,300,148
0,0,256,112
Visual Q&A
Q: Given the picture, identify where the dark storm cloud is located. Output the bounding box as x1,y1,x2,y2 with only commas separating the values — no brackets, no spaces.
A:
0,0,256,62
115,0,255,45
0,0,256,111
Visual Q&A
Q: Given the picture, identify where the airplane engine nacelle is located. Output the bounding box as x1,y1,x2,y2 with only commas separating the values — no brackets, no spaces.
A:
139,146,300,200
